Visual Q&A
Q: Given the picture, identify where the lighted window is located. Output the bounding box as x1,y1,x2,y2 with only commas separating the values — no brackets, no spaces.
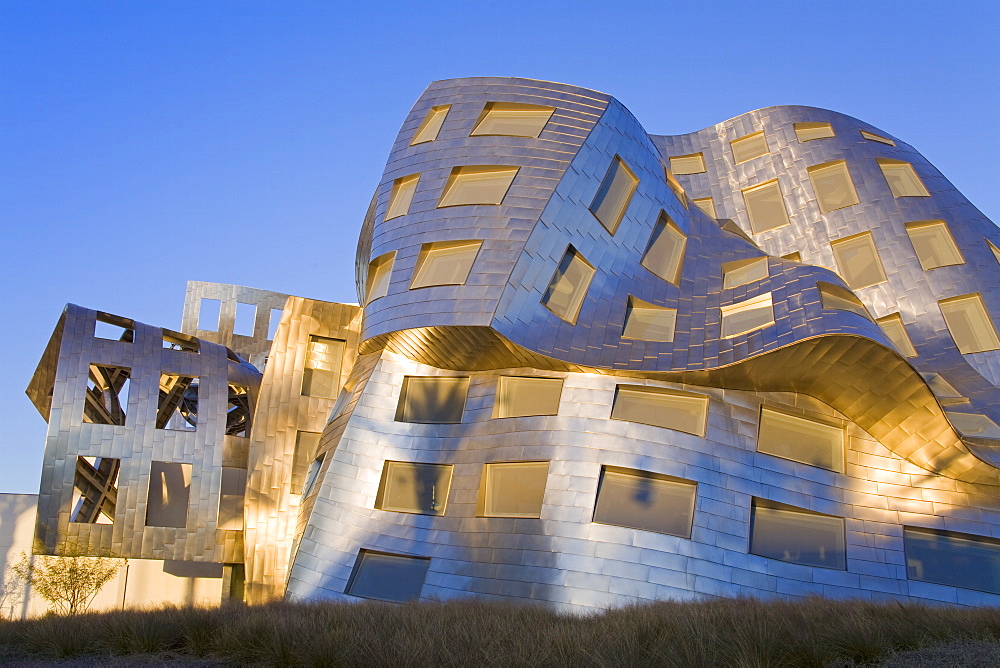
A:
878,159,929,197
156,374,197,431
830,232,887,290
818,282,871,320
145,461,191,528
742,181,790,234
542,247,595,324
198,298,221,332
410,105,450,145
218,467,247,530
481,461,549,518
939,294,1000,354
794,122,835,142
641,214,686,284
731,131,769,164
905,527,1000,595
693,197,716,218
721,293,774,338
301,335,345,399
590,157,638,234
808,160,859,213
395,376,469,424
876,314,918,358
861,130,895,146
750,499,846,570
622,297,677,343
757,407,844,472
722,257,768,289
366,251,395,304
495,376,563,418
438,166,518,207
346,550,430,602
471,102,554,138
375,461,453,516
409,241,482,289
71,456,119,524
946,412,1000,439
592,467,697,538
611,385,708,437
905,220,964,270
385,174,419,220
83,364,130,426
291,431,322,494
988,240,1000,264
669,153,706,175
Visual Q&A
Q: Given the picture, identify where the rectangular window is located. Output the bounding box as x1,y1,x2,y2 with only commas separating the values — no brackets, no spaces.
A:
267,308,283,340
542,246,595,324
731,131,769,164
878,159,929,197
669,153,706,175
922,373,964,402
375,461,454,515
291,431,322,494
794,122,835,142
471,102,554,138
593,467,696,538
386,174,419,220
495,376,563,418
302,454,325,497
830,232,887,289
94,312,134,342
782,251,802,262
742,180,790,234
218,467,247,530
664,168,688,209
945,412,1000,439
198,298,221,332
438,166,518,207
808,160,859,213
818,282,871,319
876,314,918,358
346,550,430,602
904,527,1000,595
622,297,677,343
750,499,846,570
640,213,686,284
939,294,1000,354
156,374,197,431
481,461,549,518
861,130,895,146
590,157,638,234
409,241,481,289
396,376,469,424
410,105,450,145
233,302,256,337
757,406,844,472
301,335,345,399
906,220,964,270
71,456,119,524
721,293,774,338
145,461,192,528
611,385,708,437
83,364,130,426
366,251,395,304
722,257,768,289
693,197,716,218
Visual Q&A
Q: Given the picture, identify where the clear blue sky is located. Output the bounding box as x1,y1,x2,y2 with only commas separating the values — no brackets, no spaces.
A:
2,1,998,493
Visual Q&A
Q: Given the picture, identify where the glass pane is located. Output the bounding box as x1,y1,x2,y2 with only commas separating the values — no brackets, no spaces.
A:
861,130,895,146
906,221,964,270
905,528,1000,594
794,122,835,142
366,252,394,304
411,105,450,145
410,241,481,289
347,551,430,602
878,160,929,197
386,174,419,220
496,376,562,418
751,503,846,569
471,102,554,137
809,161,859,213
484,462,549,518
831,233,887,289
593,469,696,537
611,386,708,436
693,197,716,218
757,407,844,471
818,282,871,319
218,467,247,530
742,181,790,234
590,157,639,234
722,258,768,289
922,373,963,400
622,299,677,342
302,336,345,398
303,455,325,497
641,215,686,284
542,247,595,323
669,153,705,175
946,412,1000,439
397,376,469,423
721,294,774,337
378,461,453,515
438,166,518,207
731,131,769,163
939,295,1000,354
876,314,918,358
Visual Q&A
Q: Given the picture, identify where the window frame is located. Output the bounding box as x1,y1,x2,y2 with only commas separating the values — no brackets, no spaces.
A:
592,466,698,538
668,153,706,175
807,160,860,213
374,460,454,516
720,293,775,338
479,461,550,519
437,165,518,208
742,180,790,234
410,105,450,145
409,240,482,290
610,384,709,437
756,405,846,473
590,156,639,235
905,220,965,270
731,131,770,164
470,102,555,138
830,231,888,290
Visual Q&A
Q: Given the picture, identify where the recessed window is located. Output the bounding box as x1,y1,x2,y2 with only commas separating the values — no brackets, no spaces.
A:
542,246,595,324
346,550,430,602
218,467,247,530
861,129,895,146
731,131,769,164
693,197,716,218
669,153,706,175
590,157,638,234
905,220,964,270
198,298,221,332
722,257,768,289
808,160,860,213
611,385,708,437
721,220,758,245
641,213,686,284
94,312,134,343
946,412,1000,439
878,159,929,197
988,240,1000,264
291,431,322,495
939,294,1000,354
471,102,554,138
905,528,1000,594
876,314,918,358
410,105,450,145
438,166,518,207
156,374,197,431
782,251,802,262
366,251,395,305
163,329,199,353
71,456,119,524
593,467,697,538
145,461,191,528
386,174,419,220
757,407,844,472
233,302,256,337
375,461,454,515
226,384,252,437
664,168,688,209
622,297,677,343
922,373,964,404
395,376,469,424
410,241,481,289
830,232,887,290
495,376,563,418
301,335,345,399
750,499,846,570
794,122,835,142
480,461,549,518
83,364,130,426
818,282,871,319
302,453,325,497
742,180,790,234
721,293,774,338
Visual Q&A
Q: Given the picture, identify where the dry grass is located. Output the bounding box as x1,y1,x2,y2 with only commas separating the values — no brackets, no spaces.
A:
0,596,998,666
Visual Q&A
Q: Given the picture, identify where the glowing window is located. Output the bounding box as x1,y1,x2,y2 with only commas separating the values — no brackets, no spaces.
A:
876,314,917,358
375,461,454,516
218,467,247,530
481,461,549,518
410,105,450,145
495,376,563,418
593,467,697,537
721,293,774,338
471,102,554,138
750,500,846,570
385,174,419,220
808,160,859,213
410,241,481,289
366,251,395,304
861,130,895,146
731,131,769,164
395,376,469,424
742,180,790,234
830,232,887,289
693,197,716,218
905,220,964,270
878,159,929,197
669,153,706,175
301,336,345,399
83,365,131,426
818,282,871,320
946,412,1000,439
757,407,844,472
794,122,835,142
438,166,518,207
590,157,638,234
611,385,708,437
722,257,768,289
641,213,686,284
542,247,595,324
145,461,191,528
347,550,430,602
622,297,677,343
905,528,1000,595
939,294,1000,354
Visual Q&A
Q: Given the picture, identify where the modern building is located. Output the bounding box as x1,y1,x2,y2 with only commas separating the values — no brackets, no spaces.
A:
13,77,1000,614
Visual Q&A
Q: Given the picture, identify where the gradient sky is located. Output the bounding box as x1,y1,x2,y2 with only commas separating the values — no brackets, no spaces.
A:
1,1,998,493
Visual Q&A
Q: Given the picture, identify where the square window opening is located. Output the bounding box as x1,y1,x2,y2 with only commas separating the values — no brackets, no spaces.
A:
346,550,430,602
84,364,131,426
495,376,563,418
71,456,120,524
592,466,697,538
438,166,518,208
375,461,454,515
410,105,450,145
480,461,549,518
157,374,198,431
395,376,469,424
145,461,192,528
610,385,709,437
409,241,482,290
